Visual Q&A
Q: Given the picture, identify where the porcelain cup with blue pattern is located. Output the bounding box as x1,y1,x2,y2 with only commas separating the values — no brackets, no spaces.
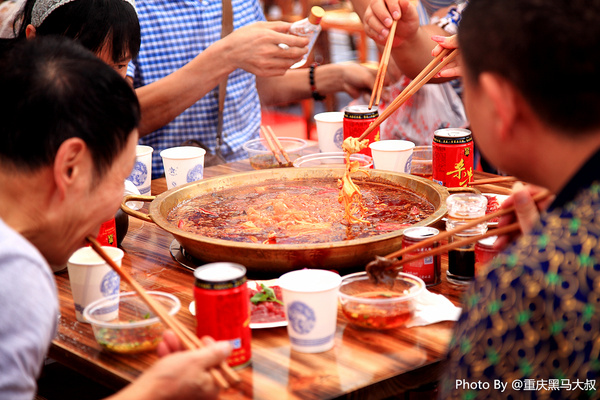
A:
278,269,342,353
369,139,415,173
315,111,344,153
126,145,153,195
160,146,206,188
67,246,123,323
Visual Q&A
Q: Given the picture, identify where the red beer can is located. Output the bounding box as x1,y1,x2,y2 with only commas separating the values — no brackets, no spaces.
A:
432,128,474,188
96,218,117,247
475,235,499,274
401,227,441,286
343,105,380,157
193,262,251,368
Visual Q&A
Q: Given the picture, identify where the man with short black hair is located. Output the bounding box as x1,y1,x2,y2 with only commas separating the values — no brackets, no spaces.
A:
441,0,600,398
0,36,230,400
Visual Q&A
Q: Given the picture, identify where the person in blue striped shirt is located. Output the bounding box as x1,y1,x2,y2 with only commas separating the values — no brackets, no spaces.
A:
129,0,378,178
12,0,377,179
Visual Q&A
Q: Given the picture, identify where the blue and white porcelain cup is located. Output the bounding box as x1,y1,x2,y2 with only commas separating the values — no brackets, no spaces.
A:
67,246,123,323
278,269,342,353
126,145,153,195
314,111,344,153
160,146,206,189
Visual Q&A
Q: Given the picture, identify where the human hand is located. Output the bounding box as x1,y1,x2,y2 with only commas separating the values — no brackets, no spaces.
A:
339,63,379,98
494,182,554,251
111,332,232,400
225,21,310,77
431,34,461,78
363,0,420,46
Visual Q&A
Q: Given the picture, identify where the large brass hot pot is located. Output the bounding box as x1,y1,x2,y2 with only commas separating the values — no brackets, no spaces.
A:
122,168,449,275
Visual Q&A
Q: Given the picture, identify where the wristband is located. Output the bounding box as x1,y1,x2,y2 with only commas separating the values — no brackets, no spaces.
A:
309,63,326,101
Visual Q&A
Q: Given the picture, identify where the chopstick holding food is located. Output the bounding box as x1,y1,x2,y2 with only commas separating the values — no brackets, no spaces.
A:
358,48,457,142
365,189,552,286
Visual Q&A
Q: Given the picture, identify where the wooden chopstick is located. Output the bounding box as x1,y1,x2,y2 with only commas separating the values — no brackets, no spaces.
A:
389,222,520,270
267,126,292,165
86,236,240,389
369,20,397,109
384,189,551,261
260,126,283,167
358,48,457,141
469,176,519,186
260,125,292,167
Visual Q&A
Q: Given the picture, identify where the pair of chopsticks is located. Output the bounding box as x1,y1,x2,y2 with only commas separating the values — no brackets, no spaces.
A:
260,125,292,167
469,176,519,186
381,190,551,271
86,236,240,390
360,48,458,141
369,20,398,109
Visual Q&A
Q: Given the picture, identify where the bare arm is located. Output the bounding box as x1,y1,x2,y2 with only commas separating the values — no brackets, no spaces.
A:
134,21,309,137
256,63,376,105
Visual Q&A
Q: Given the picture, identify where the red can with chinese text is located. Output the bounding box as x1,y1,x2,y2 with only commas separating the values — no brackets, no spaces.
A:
475,236,499,274
96,218,117,247
343,105,380,157
432,128,474,188
193,262,251,368
401,227,441,286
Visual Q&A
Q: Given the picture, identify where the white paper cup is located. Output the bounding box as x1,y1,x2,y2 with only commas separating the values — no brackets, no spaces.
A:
278,269,342,353
369,140,415,173
160,146,206,189
314,112,344,153
127,145,153,195
67,246,123,323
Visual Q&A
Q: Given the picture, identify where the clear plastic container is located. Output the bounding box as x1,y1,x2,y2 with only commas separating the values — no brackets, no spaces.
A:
292,152,373,168
445,193,488,285
289,6,325,69
243,137,308,169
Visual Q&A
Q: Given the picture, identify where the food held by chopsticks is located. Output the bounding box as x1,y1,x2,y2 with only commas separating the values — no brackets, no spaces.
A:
338,136,370,224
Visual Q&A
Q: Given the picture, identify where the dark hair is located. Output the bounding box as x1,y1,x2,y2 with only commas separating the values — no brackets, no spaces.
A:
16,0,140,63
459,0,600,133
0,36,140,177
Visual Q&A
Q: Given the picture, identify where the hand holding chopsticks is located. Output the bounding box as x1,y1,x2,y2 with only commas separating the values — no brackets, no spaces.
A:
86,236,240,389
369,20,397,109
367,189,552,284
261,125,292,167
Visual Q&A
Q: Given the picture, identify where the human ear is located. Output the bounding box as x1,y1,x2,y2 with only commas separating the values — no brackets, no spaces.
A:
25,24,36,39
53,138,87,200
479,72,518,141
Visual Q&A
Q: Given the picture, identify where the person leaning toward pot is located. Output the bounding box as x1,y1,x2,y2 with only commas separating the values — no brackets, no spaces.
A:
0,36,230,400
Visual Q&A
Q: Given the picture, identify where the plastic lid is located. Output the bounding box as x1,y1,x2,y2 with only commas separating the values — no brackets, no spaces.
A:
309,6,325,24
446,193,487,218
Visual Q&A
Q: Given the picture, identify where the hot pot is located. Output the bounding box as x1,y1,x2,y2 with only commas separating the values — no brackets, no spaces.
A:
122,168,449,275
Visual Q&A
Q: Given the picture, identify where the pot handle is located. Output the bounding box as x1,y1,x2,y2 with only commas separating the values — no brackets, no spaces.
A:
121,194,155,223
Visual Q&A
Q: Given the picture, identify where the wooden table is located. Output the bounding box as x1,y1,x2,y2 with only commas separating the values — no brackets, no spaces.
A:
50,161,510,399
